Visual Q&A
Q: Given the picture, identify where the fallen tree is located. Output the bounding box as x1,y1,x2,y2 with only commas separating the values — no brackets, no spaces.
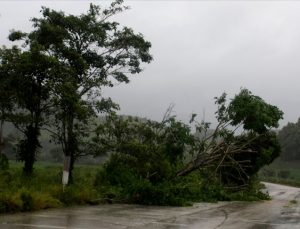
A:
177,89,283,188
93,89,283,204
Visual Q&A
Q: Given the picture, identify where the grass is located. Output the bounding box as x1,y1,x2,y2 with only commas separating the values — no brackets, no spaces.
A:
0,161,101,214
0,160,271,214
259,159,300,187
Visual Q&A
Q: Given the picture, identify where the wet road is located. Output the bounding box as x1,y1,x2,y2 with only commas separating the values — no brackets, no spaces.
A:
0,182,299,228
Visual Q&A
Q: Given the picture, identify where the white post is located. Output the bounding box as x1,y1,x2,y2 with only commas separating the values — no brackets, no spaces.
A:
62,156,71,191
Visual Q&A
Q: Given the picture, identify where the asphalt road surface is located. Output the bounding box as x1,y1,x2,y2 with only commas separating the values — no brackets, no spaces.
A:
0,182,299,229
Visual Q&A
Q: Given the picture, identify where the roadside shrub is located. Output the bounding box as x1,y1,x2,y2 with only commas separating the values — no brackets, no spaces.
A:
103,154,140,187
20,191,34,211
32,192,62,210
53,185,97,206
0,193,22,213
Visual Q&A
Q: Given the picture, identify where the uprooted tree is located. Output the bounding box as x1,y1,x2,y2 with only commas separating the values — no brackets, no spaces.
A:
94,89,283,200
176,88,283,188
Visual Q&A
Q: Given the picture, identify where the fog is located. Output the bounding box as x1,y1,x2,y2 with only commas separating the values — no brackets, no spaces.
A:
1,0,300,127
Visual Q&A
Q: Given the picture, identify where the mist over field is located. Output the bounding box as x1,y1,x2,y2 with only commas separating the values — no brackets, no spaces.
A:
1,1,300,127
1,2,300,228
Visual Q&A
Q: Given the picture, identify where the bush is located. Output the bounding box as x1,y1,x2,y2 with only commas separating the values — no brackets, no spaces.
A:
52,184,97,206
32,192,62,210
20,191,34,211
0,193,22,213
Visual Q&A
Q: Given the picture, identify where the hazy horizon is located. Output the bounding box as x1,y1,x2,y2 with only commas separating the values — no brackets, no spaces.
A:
1,0,300,128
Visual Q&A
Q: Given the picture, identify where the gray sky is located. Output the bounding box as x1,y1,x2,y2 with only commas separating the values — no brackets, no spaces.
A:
1,0,300,128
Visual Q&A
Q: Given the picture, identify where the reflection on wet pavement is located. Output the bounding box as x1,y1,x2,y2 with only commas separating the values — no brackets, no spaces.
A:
0,183,299,228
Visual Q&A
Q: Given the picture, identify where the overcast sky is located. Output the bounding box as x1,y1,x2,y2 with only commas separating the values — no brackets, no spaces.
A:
1,0,300,128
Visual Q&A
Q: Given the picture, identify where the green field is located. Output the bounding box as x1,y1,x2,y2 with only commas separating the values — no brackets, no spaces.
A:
259,159,300,187
0,161,101,214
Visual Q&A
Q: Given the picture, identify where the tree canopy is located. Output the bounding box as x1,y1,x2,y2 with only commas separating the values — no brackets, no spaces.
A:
1,0,152,177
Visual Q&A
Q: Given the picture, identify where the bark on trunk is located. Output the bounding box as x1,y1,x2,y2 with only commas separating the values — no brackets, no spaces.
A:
0,120,4,153
65,111,76,184
22,125,40,175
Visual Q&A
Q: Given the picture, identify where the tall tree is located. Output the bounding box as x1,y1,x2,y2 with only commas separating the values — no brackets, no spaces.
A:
10,0,152,181
0,44,56,175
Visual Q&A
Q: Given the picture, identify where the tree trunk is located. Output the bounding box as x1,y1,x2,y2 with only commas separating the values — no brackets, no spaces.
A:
176,153,219,177
22,124,40,175
0,120,4,154
69,151,75,183
65,110,77,184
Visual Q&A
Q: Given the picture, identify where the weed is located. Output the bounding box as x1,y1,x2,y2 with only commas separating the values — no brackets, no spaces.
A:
0,161,100,214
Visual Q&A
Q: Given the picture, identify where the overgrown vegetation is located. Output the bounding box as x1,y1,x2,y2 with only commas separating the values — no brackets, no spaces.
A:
0,88,282,212
0,89,282,212
0,0,286,213
0,161,269,214
91,89,282,205
0,162,100,213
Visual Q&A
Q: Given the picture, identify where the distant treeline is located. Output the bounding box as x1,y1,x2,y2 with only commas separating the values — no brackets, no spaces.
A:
3,114,299,165
1,119,107,164
278,118,300,161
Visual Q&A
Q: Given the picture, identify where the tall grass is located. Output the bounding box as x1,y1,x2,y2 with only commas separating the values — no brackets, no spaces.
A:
0,161,100,214
0,160,272,214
